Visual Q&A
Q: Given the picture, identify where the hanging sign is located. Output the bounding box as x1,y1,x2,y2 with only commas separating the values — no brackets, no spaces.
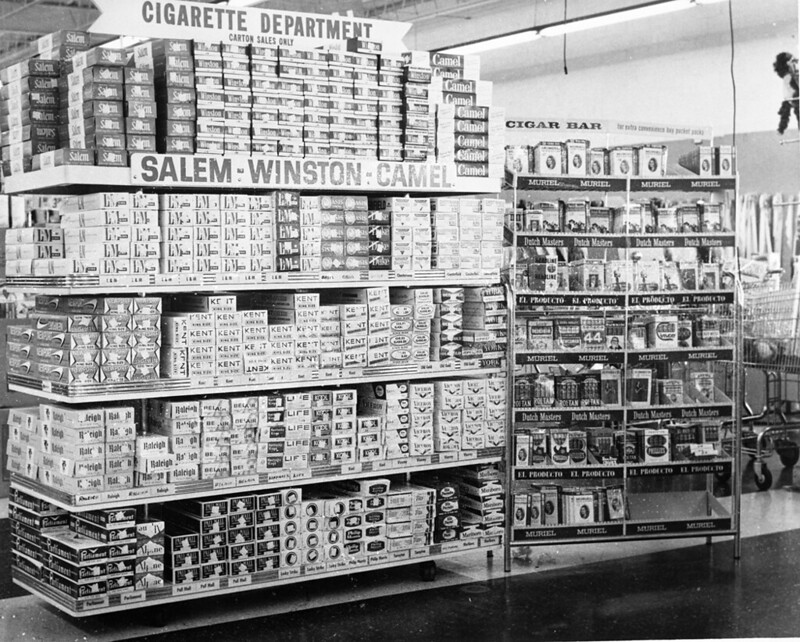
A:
505,117,712,140
89,0,411,51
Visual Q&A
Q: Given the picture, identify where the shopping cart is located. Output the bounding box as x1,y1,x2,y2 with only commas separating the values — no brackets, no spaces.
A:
738,275,800,490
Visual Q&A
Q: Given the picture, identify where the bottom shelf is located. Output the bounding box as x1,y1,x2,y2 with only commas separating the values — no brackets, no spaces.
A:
12,536,501,617
511,491,733,544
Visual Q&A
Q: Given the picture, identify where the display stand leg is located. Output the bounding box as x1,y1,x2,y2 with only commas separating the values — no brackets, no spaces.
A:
147,605,169,627
486,549,494,559
419,560,437,582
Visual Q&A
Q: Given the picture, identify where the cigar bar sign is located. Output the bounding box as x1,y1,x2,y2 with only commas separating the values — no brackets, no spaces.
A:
130,153,494,191
505,117,712,140
89,0,411,50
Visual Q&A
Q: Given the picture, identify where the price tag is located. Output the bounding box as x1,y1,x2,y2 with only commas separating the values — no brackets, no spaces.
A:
213,477,237,490
412,456,432,466
389,550,409,562
120,590,146,604
130,275,149,287
279,568,301,579
236,475,260,487
374,461,390,471
128,488,152,500
268,471,292,484
172,583,195,596
410,547,429,559
440,452,458,464
462,539,479,549
82,596,109,610
197,580,220,593
483,536,501,547
291,470,312,481
342,463,362,474
441,542,462,554
304,563,326,575
229,575,252,587
76,493,102,505
460,451,478,460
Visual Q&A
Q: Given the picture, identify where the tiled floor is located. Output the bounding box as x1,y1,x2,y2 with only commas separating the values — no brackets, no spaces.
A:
1,487,799,641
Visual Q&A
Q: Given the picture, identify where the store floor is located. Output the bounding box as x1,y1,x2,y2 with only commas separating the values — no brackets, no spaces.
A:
1,478,799,642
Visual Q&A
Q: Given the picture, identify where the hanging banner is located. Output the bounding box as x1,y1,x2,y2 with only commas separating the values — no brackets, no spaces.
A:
505,117,712,140
89,0,411,51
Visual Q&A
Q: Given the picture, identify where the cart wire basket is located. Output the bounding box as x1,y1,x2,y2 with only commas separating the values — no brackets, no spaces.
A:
738,277,800,489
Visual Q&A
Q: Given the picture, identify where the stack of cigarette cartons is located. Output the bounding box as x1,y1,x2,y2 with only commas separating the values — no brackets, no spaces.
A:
432,52,504,177
221,43,252,155
161,293,238,379
273,47,306,157
342,40,381,160
298,196,322,272
479,198,505,271
333,477,391,562
135,513,166,590
433,380,463,453
329,287,391,367
148,399,202,483
412,473,461,543
251,291,319,371
367,206,392,270
452,464,504,539
40,403,135,494
431,287,463,363
38,525,110,599
161,498,233,581
368,197,431,274
328,389,358,468
384,483,436,552
5,407,40,481
0,58,61,176
376,53,404,161
66,507,138,594
359,382,410,460
274,190,301,272
193,40,224,155
390,288,434,363
399,51,432,162
59,47,129,168
408,382,435,456
484,378,507,448
135,39,196,154
101,296,162,382
9,487,69,583
316,194,370,273
462,286,507,368
4,226,65,277
134,430,173,488
258,391,312,472
429,198,460,270
122,62,158,155
249,44,278,154
58,191,160,277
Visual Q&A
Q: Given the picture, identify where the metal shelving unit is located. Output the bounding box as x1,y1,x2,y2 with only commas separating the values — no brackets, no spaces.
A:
503,166,742,564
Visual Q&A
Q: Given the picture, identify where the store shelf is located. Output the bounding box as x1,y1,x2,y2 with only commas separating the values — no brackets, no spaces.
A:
514,465,624,481
512,522,625,543
516,293,627,309
514,407,625,423
515,351,624,366
8,363,502,404
10,448,503,511
627,346,734,365
11,535,502,616
513,459,732,481
4,269,501,295
627,403,733,421
625,492,732,536
3,156,502,195
626,459,733,477
516,232,735,250
516,290,735,310
508,172,736,192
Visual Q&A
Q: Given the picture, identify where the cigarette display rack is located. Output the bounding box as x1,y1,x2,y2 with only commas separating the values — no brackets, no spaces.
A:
2,10,510,618
503,155,743,561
